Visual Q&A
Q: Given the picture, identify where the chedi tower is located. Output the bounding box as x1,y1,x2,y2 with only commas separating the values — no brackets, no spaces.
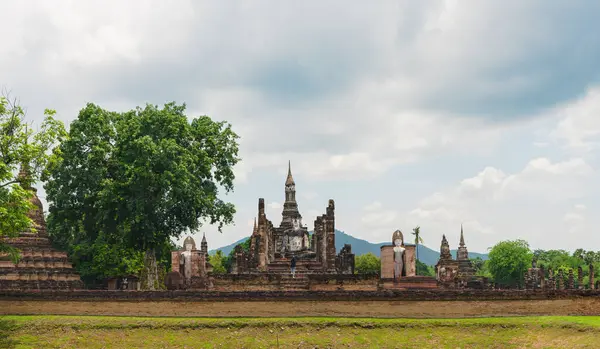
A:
0,165,83,290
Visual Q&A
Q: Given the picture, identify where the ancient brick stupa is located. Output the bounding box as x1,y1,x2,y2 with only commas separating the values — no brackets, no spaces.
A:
0,166,83,290
435,225,476,287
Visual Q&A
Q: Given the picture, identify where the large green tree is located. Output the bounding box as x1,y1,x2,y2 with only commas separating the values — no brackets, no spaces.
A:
0,94,66,261
45,102,239,289
487,239,533,287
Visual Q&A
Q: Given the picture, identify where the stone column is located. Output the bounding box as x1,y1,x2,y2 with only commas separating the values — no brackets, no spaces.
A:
577,266,583,290
590,264,595,290
558,270,564,290
539,265,545,290
325,200,336,271
257,199,268,270
568,269,574,290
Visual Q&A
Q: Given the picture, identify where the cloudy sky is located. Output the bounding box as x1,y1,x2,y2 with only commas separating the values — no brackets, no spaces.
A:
3,1,600,254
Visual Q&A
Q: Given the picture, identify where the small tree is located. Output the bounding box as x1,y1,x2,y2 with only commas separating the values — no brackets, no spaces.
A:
210,250,228,274
411,226,423,262
355,253,381,274
0,92,66,262
416,260,434,276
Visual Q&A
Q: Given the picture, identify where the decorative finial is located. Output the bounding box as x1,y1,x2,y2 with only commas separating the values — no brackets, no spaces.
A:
285,160,295,185
459,224,465,247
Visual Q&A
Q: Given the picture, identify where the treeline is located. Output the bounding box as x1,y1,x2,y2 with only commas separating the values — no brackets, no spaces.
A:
479,240,600,287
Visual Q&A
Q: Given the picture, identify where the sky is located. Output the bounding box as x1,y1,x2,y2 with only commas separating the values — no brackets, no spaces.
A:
2,1,600,254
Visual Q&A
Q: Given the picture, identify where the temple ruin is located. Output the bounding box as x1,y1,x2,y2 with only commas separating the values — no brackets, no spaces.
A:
379,230,438,289
434,225,478,287
167,234,212,289
167,162,358,290
231,162,350,276
0,166,83,290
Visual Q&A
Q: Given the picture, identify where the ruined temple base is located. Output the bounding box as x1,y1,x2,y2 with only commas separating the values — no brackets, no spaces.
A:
379,276,438,290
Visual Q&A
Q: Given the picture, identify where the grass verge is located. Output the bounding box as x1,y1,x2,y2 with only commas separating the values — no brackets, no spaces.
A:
2,315,599,348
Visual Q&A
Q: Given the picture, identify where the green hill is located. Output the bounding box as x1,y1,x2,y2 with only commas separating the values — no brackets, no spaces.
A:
209,229,488,266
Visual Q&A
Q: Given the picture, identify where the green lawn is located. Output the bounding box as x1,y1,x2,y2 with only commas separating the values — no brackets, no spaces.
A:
2,315,600,348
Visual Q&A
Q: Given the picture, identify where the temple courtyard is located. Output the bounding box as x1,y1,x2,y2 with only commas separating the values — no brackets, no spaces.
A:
1,315,599,348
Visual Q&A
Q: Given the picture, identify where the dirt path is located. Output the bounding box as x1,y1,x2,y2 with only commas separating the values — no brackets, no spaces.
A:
3,298,600,318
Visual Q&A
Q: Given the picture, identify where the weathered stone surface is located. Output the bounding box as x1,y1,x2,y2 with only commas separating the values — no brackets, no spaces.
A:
435,231,478,288
335,244,354,274
0,168,83,290
170,236,211,288
165,271,183,290
380,246,394,279
2,289,600,302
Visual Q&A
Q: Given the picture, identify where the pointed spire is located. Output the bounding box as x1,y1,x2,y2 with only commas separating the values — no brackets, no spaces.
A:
459,224,465,247
17,162,35,191
285,160,295,185
202,232,207,243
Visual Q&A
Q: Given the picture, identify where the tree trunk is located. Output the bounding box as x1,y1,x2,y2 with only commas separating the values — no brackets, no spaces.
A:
416,243,419,262
141,249,159,290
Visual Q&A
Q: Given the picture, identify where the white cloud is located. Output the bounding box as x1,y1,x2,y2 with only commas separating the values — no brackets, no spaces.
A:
408,157,596,252
268,202,281,210
4,1,600,254
4,1,598,183
363,202,383,211
299,191,318,201
563,204,588,236
550,88,600,151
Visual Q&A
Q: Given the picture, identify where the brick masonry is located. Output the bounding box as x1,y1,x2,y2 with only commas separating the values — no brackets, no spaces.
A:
2,289,600,302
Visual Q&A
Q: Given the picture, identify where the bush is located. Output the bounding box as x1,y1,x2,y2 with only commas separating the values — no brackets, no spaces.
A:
355,253,381,274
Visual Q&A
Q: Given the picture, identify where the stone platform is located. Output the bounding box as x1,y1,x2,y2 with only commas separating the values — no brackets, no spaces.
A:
0,173,83,290
267,258,323,290
379,276,438,290
0,233,83,290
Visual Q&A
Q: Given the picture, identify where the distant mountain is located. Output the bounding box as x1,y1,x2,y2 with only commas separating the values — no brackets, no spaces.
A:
209,229,488,266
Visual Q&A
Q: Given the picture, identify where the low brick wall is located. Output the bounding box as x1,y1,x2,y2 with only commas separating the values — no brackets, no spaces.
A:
2,289,600,302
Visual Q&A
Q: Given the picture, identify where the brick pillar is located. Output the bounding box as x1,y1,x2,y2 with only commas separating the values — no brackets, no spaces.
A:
171,251,181,273
380,246,394,279
590,264,595,290
325,200,336,271
558,270,564,290
315,216,325,266
258,198,268,270
578,266,583,289
568,269,574,290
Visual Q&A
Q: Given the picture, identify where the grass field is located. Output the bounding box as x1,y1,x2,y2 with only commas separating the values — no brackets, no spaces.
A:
2,316,600,348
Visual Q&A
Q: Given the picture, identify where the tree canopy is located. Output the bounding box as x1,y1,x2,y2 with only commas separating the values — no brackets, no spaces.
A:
0,93,66,261
45,102,239,288
355,253,381,274
487,239,533,287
